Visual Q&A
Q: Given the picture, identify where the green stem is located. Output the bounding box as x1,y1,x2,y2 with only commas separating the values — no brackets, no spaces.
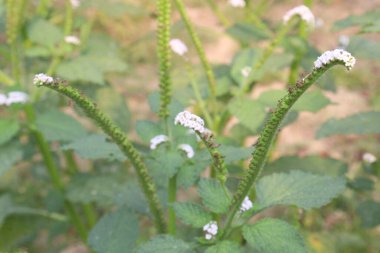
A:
24,104,88,241
206,0,230,27
222,61,348,238
37,82,167,233
168,175,177,235
174,0,217,99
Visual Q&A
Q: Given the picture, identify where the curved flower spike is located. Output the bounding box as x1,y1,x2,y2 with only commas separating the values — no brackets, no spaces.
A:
283,5,315,28
314,49,356,70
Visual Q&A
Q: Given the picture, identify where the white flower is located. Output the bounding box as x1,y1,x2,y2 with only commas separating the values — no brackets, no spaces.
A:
313,49,356,70
6,91,28,105
241,66,251,77
170,39,188,56
229,0,246,8
0,94,7,106
239,196,253,213
150,134,169,150
363,153,377,164
70,0,80,8
64,35,81,45
178,144,195,158
33,73,54,86
174,111,205,133
283,5,315,28
338,35,350,49
203,221,218,240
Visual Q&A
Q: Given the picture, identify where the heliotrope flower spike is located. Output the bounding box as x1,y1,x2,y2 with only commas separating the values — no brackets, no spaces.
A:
150,135,169,150
33,73,54,86
174,111,205,133
178,144,195,158
239,196,253,213
314,49,356,70
283,5,315,28
203,221,218,240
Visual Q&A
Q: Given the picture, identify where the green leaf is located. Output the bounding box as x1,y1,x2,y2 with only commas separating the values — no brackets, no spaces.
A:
0,119,20,145
205,241,243,253
226,22,270,43
230,48,262,86
177,158,209,189
218,145,253,164
36,110,87,142
173,202,211,228
356,201,380,228
333,10,380,30
242,218,307,253
228,98,266,132
348,177,374,192
88,207,139,253
0,145,22,177
316,111,380,138
62,134,125,161
66,175,124,207
346,36,380,59
256,171,346,210
136,120,163,143
28,19,63,48
198,179,231,214
136,235,193,253
265,155,348,177
96,87,131,132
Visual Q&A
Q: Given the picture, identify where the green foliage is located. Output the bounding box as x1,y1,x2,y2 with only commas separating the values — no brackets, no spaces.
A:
198,178,231,214
62,134,125,161
356,201,380,228
333,10,380,32
88,207,139,253
173,202,211,228
28,19,63,48
317,111,380,138
136,235,193,253
0,144,22,177
0,119,20,145
205,241,243,253
227,22,270,43
255,171,346,210
36,110,87,142
228,97,266,132
346,36,380,59
242,218,307,253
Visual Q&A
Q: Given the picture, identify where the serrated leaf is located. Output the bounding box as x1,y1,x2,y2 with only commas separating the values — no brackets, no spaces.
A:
96,87,131,132
66,175,124,207
136,120,163,143
356,201,380,228
62,134,125,161
316,111,380,138
205,241,243,253
256,171,346,210
265,155,348,177
136,235,193,253
173,202,211,228
0,145,22,177
88,207,139,253
242,218,307,253
218,145,253,164
199,179,231,214
28,19,63,48
177,158,209,188
0,119,20,145
114,181,148,214
228,98,266,132
36,110,87,142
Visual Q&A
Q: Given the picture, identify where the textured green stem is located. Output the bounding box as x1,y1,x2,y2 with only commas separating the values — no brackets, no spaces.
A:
37,82,167,233
222,61,347,238
168,175,177,235
157,0,172,120
174,0,217,99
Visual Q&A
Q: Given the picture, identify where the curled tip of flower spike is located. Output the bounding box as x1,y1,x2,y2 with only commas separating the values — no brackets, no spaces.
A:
33,73,54,86
203,221,218,240
363,152,377,164
229,0,246,8
169,38,188,56
178,144,195,158
314,49,356,71
150,134,169,150
0,91,28,106
283,5,315,28
239,196,253,213
174,111,205,133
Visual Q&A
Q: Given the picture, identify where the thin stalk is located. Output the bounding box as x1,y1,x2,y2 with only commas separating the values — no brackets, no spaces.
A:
24,104,88,241
174,0,217,99
222,61,348,238
168,175,177,235
36,81,167,233
206,0,230,27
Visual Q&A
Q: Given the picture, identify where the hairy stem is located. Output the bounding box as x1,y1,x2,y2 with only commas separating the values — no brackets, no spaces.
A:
168,175,177,235
222,61,346,238
37,81,167,233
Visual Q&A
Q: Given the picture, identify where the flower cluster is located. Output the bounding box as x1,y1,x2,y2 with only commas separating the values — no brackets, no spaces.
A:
150,135,169,150
229,0,246,8
239,196,253,213
33,73,54,86
314,49,356,70
0,91,28,106
283,5,315,28
174,111,205,133
178,144,194,158
363,153,377,164
203,221,218,240
65,35,81,45
169,39,188,56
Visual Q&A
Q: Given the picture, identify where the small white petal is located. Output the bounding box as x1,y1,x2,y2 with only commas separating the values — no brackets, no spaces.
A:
33,73,54,86
205,234,213,240
170,39,188,56
64,35,81,45
229,0,246,8
313,49,355,70
174,111,205,133
363,153,377,163
178,144,195,158
150,135,169,150
241,66,251,77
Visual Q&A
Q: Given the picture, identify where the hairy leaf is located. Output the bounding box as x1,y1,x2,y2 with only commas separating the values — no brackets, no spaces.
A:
28,19,63,48
136,235,193,253
199,179,231,214
205,241,243,253
256,171,346,210
0,119,20,145
228,98,266,132
356,201,380,228
173,202,211,228
0,145,22,177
